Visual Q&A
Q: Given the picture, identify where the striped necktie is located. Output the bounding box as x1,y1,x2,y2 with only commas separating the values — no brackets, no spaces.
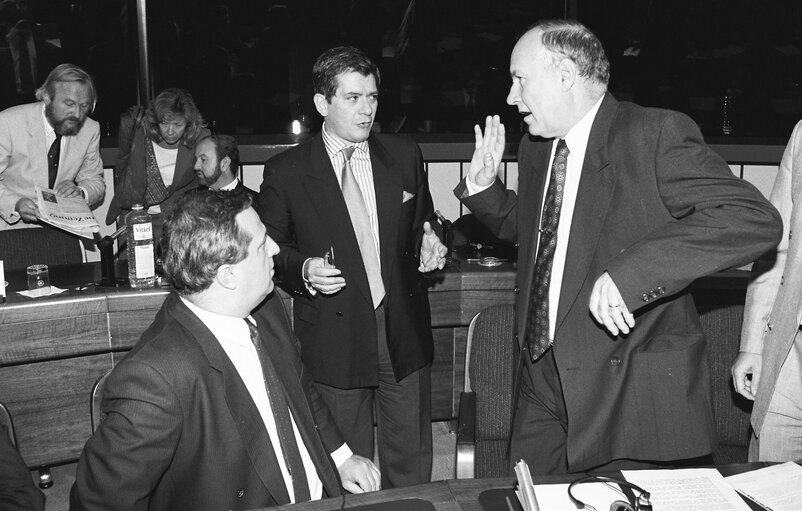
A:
340,146,385,308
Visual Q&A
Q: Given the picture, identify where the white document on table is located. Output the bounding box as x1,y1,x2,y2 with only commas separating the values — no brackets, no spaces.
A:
622,468,752,510
725,461,802,511
530,482,625,511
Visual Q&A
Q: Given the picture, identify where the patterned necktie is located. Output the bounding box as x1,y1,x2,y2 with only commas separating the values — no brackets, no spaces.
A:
526,139,569,362
47,134,62,189
340,146,385,308
245,320,311,503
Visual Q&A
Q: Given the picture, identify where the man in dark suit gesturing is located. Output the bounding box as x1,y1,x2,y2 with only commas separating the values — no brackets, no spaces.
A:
457,19,782,474
71,189,379,510
259,46,446,488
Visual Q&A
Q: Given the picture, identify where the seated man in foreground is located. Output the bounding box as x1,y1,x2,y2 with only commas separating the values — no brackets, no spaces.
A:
70,189,379,510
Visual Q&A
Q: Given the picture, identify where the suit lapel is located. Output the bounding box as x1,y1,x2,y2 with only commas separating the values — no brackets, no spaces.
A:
516,139,551,344
25,103,48,188
555,94,618,331
368,136,402,287
302,135,373,306
255,298,341,494
168,295,291,504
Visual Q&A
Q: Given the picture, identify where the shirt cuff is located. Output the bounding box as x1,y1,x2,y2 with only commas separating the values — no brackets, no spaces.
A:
465,176,494,196
301,257,317,296
78,186,89,202
331,443,353,469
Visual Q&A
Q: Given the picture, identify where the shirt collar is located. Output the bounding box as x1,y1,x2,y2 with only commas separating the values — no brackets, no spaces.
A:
563,96,604,151
180,296,252,348
41,103,56,138
218,178,239,191
321,123,369,158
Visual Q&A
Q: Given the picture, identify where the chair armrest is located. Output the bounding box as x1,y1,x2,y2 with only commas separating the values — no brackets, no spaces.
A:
455,391,476,479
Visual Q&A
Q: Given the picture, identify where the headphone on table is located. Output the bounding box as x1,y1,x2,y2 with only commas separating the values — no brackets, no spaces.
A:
567,475,652,511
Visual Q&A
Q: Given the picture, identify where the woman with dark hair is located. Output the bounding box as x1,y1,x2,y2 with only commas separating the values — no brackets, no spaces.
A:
106,88,210,245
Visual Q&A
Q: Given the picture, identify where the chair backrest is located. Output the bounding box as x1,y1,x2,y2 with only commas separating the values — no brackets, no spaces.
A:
697,302,753,464
0,228,84,271
91,370,112,432
0,400,16,447
465,304,517,477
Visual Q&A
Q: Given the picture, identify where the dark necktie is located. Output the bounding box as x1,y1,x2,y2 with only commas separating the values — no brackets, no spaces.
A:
245,320,311,502
48,134,62,189
340,146,385,308
526,139,569,362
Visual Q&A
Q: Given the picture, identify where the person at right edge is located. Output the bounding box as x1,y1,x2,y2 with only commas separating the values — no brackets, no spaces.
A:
733,119,802,462
456,19,782,474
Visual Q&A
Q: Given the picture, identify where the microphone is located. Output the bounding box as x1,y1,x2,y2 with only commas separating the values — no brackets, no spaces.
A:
94,226,127,287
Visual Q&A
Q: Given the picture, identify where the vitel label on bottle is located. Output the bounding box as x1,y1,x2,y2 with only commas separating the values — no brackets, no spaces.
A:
132,222,153,241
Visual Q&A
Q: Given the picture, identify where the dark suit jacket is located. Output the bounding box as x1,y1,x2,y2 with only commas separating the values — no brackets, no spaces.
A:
70,293,343,510
0,423,45,511
456,94,782,471
105,112,209,224
259,133,435,388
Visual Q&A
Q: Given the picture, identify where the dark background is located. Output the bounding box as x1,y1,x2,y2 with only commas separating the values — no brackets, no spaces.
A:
1,0,800,139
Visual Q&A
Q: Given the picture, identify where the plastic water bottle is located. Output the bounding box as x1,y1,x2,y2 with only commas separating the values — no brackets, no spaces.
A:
126,204,155,288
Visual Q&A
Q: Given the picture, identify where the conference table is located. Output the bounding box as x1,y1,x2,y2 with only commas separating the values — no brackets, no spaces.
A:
0,256,751,473
260,464,776,511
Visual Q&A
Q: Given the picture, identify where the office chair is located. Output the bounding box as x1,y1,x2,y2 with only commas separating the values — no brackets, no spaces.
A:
91,370,112,432
456,304,517,479
697,302,753,464
0,399,16,447
0,228,83,271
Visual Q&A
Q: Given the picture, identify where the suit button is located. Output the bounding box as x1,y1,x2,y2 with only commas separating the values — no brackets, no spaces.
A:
336,311,343,317
657,286,665,294
790,230,793,240
781,276,784,285
514,286,520,294
767,322,773,331
237,489,245,498
514,242,520,248
609,357,621,367
642,293,650,302
650,291,658,298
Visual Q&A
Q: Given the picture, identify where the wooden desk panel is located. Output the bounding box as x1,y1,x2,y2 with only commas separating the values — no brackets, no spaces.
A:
0,297,109,364
0,353,112,466
107,289,168,349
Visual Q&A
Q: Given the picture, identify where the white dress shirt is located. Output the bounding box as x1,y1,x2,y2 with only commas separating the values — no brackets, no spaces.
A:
181,298,351,502
321,124,381,257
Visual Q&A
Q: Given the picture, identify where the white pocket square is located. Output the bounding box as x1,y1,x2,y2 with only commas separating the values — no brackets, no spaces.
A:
402,191,416,203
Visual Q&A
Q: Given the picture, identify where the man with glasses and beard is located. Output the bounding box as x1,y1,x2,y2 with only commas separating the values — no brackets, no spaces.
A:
0,63,105,258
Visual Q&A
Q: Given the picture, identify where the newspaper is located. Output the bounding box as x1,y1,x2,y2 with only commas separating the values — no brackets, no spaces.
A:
34,186,99,238
725,461,802,511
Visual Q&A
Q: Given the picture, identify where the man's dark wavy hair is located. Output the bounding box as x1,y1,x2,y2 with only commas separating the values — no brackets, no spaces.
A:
313,46,380,101
163,188,252,294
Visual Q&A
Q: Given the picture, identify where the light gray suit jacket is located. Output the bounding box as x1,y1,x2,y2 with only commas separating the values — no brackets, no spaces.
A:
0,101,105,229
740,119,802,436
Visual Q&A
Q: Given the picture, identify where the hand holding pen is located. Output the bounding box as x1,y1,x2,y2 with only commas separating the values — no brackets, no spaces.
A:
304,245,345,295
